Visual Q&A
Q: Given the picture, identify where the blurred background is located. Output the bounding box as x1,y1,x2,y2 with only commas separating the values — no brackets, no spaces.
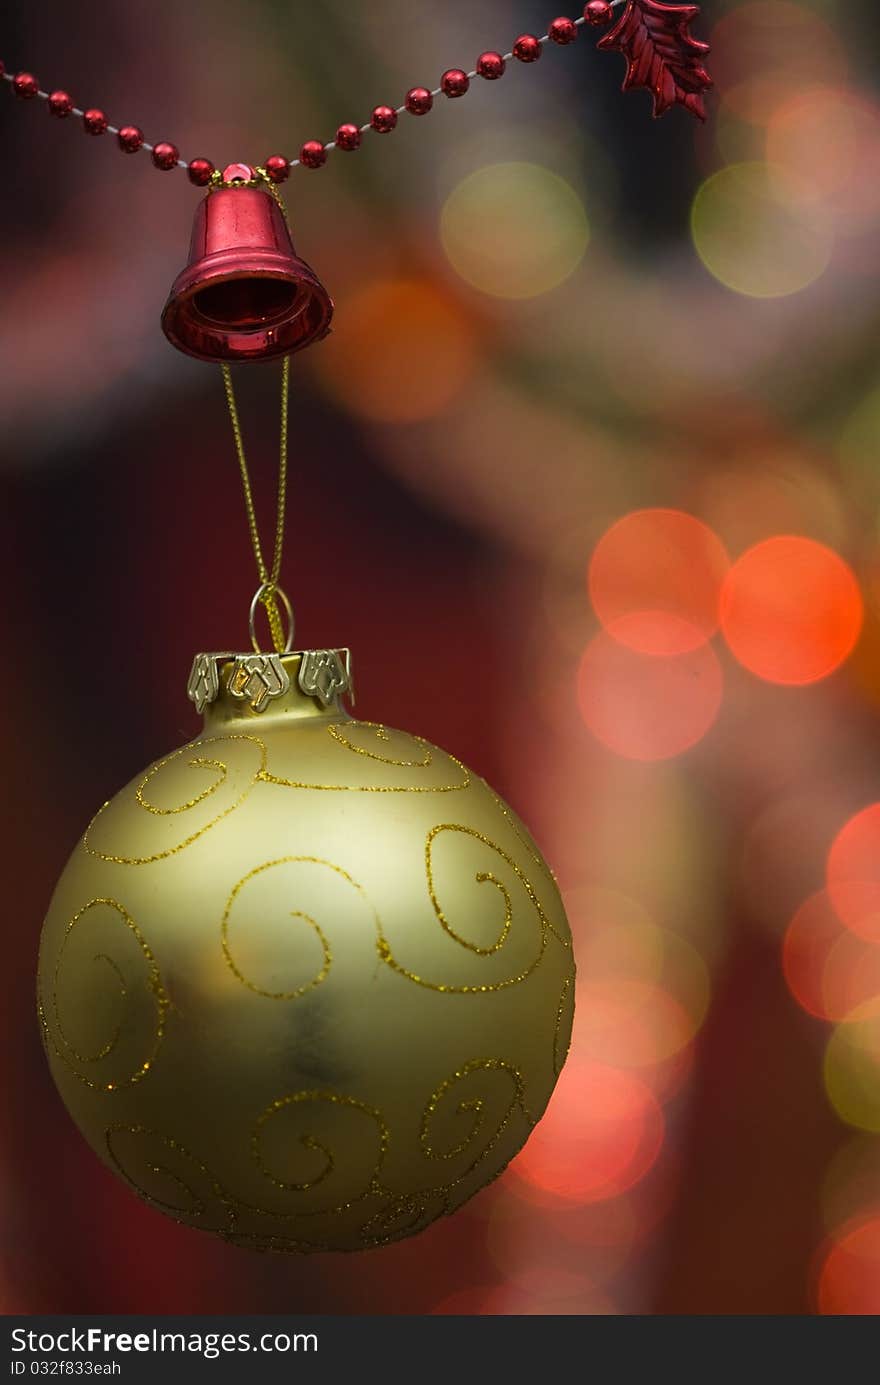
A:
2,0,880,1316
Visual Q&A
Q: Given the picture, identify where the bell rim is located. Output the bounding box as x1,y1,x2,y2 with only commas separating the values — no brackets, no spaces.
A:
161,262,334,363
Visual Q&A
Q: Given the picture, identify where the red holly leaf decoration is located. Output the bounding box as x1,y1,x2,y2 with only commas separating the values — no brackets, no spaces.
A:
596,0,713,122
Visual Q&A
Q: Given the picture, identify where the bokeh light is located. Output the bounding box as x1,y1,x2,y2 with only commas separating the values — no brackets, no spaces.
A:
690,163,834,299
817,1216,880,1315
588,509,730,655
564,890,707,1099
314,277,478,422
440,162,589,299
577,623,723,760
510,1057,665,1205
575,978,696,1071
711,2,847,126
824,1001,880,1134
827,808,880,942
766,88,880,235
783,890,880,1021
719,536,863,684
567,890,711,1031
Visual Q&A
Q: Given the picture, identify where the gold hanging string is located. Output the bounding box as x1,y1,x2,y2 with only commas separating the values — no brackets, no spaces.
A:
220,354,290,654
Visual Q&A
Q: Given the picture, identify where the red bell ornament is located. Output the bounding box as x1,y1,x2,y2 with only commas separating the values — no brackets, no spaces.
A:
161,163,333,363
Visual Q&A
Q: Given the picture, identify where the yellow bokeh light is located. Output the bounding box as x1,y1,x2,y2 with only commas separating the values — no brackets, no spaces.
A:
564,886,711,1032
690,162,834,298
440,162,589,299
824,1002,880,1134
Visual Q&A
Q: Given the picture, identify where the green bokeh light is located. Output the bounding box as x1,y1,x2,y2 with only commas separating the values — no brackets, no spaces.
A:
440,161,590,300
690,161,833,299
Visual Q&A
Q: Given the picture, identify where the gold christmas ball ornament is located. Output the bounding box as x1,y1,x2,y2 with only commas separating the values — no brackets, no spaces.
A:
37,648,575,1253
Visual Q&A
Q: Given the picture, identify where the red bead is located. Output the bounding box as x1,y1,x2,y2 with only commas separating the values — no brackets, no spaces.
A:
264,154,290,182
370,105,397,133
47,90,73,117
83,108,107,135
584,0,613,25
300,139,326,169
476,51,505,80
549,17,578,44
152,141,179,169
441,69,469,98
405,86,433,115
12,72,39,99
187,157,214,186
513,35,542,62
117,125,143,153
336,122,361,151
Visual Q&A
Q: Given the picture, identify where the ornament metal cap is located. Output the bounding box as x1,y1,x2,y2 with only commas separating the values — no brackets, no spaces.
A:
161,163,334,363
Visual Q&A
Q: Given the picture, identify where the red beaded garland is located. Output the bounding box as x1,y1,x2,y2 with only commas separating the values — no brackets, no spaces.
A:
549,17,578,44
513,35,542,62
83,108,107,135
370,105,397,133
476,51,505,80
117,125,143,153
187,157,214,186
1,2,667,181
47,90,73,117
12,72,39,99
584,1,613,25
441,69,469,98
152,141,179,169
264,154,290,182
300,139,326,169
405,86,433,115
336,122,361,151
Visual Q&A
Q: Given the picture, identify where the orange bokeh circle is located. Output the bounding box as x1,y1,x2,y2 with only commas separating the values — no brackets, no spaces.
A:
588,508,730,655
314,277,478,423
767,88,880,235
720,536,863,685
827,808,880,943
817,1216,880,1315
783,889,880,1020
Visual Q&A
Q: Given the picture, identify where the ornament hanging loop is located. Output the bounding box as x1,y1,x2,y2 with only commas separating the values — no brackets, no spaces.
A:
250,582,294,655
221,356,293,656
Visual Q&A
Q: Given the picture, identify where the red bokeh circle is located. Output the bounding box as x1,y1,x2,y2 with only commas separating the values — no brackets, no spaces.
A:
720,535,862,685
